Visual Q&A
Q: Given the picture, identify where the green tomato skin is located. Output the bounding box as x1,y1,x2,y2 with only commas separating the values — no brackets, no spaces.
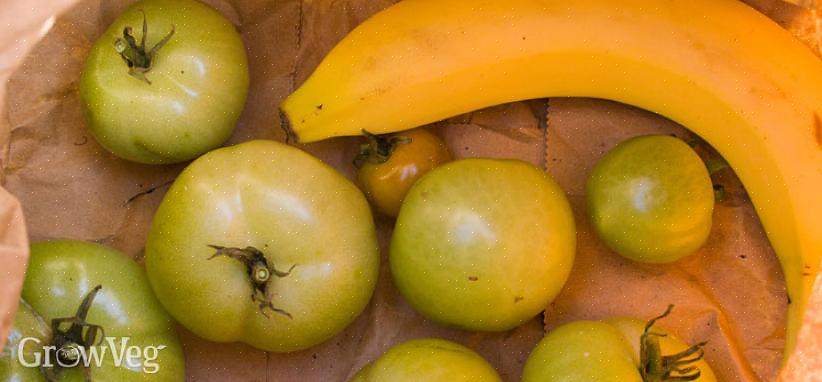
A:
80,0,249,164
586,135,714,263
350,339,501,382
390,159,575,332
0,302,50,382
145,140,380,352
0,240,185,381
522,321,641,382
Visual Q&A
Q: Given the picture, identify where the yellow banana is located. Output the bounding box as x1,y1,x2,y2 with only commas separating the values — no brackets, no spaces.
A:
281,0,822,364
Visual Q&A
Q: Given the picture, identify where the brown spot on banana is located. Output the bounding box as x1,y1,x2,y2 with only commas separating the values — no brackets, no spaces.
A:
815,113,822,149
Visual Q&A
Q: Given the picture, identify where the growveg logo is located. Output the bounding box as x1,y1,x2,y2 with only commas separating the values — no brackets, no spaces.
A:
17,336,167,374
12,285,168,376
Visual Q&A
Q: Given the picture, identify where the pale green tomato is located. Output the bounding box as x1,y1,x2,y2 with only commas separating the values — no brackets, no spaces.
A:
145,140,380,352
586,135,714,263
522,317,716,382
350,339,501,382
522,321,641,382
80,0,249,164
1,240,185,381
390,158,575,331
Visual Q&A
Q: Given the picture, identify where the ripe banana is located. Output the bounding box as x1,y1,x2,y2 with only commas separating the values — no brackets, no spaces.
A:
281,0,822,364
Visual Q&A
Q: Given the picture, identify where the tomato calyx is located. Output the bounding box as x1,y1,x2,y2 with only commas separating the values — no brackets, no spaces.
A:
114,10,175,84
640,305,707,382
43,285,106,382
353,130,411,168
207,245,297,319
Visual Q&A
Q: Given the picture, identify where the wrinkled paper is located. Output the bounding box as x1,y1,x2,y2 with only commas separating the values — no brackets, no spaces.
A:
0,0,820,381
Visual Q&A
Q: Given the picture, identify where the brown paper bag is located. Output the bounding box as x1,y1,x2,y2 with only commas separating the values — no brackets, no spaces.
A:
0,0,820,381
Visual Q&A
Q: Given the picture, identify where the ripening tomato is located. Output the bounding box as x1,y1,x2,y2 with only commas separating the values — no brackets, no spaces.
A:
350,339,501,382
145,140,380,352
390,158,575,331
355,129,451,217
80,0,249,164
587,135,714,263
0,240,185,381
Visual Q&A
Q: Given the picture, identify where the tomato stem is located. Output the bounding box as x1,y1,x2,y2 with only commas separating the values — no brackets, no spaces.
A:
639,305,707,382
207,245,296,319
57,343,81,363
114,10,175,84
353,129,412,168
43,285,106,382
252,263,271,284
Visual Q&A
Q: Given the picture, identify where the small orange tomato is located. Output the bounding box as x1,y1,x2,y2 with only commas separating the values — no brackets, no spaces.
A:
355,128,451,217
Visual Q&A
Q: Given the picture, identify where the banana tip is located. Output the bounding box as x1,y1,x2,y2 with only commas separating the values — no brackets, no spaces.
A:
279,109,299,144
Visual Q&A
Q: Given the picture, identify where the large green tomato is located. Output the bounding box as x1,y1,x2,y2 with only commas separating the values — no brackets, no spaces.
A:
145,140,380,352
522,311,716,382
390,159,575,331
80,0,249,164
350,339,501,382
1,240,184,381
586,135,714,263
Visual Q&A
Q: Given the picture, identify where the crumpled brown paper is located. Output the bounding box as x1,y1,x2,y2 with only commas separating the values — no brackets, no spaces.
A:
0,0,68,368
0,0,819,381
0,187,29,355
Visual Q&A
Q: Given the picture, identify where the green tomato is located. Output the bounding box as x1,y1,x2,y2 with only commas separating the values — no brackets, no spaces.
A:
390,158,575,331
522,313,716,382
350,339,501,382
522,321,640,381
80,0,249,164
1,240,185,381
145,140,380,352
586,135,714,263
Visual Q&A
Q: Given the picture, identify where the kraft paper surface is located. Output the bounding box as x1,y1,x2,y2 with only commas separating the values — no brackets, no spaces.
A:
0,0,820,381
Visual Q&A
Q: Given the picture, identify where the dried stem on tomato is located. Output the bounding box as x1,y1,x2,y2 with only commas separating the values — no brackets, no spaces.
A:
43,285,105,382
207,245,296,319
353,129,411,168
114,10,175,84
640,305,708,382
